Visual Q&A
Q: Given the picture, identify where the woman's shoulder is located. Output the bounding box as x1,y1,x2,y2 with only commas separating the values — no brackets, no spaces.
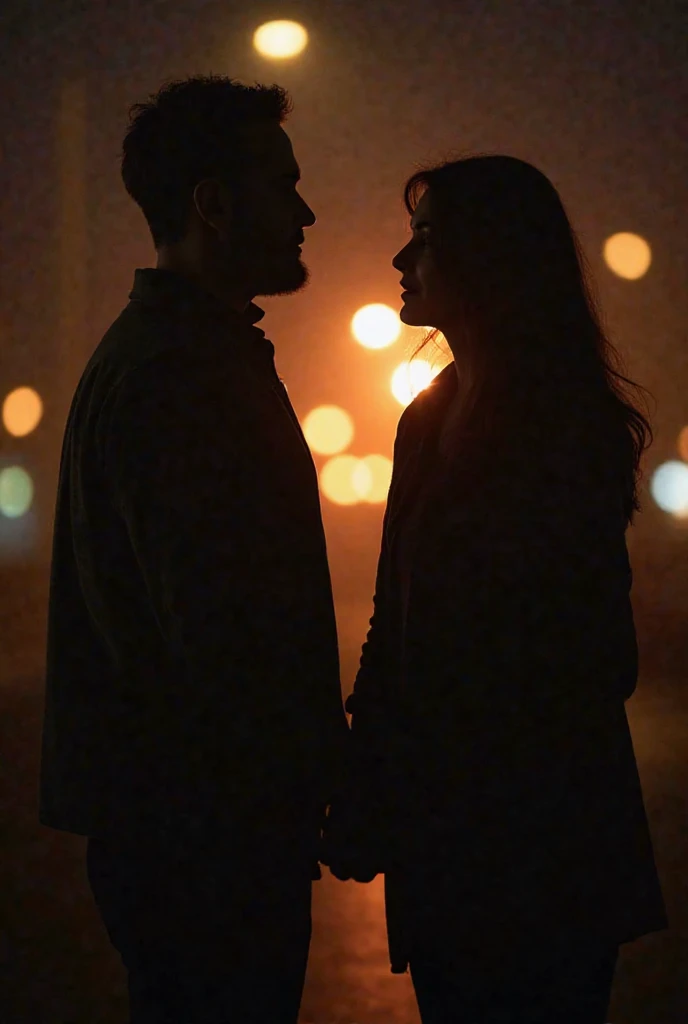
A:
395,362,456,441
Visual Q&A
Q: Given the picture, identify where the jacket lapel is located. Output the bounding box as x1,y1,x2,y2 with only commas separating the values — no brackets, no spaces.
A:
385,364,456,551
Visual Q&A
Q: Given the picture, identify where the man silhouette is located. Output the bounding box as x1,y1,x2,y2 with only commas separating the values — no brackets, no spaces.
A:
39,75,349,1024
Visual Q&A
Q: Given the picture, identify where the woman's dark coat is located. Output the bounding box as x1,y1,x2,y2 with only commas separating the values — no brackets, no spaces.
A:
345,364,668,973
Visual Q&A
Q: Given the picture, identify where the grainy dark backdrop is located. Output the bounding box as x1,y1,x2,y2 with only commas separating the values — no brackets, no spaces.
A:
1,1,686,1020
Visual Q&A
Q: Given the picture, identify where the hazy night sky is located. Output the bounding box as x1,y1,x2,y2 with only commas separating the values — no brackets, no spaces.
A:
0,0,686,663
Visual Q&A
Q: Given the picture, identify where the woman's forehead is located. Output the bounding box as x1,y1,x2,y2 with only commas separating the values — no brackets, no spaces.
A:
411,191,432,229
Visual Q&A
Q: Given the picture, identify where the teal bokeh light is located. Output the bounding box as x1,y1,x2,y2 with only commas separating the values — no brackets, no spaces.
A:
0,466,34,518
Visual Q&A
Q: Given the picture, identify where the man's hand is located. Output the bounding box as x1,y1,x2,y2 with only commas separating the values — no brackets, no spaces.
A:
324,857,380,884
319,796,385,883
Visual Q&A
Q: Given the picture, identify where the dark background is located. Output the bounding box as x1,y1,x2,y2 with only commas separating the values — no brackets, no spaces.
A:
0,1,686,1021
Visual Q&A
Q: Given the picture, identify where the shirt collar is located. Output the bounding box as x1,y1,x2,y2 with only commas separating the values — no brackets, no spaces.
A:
128,268,277,371
129,268,267,334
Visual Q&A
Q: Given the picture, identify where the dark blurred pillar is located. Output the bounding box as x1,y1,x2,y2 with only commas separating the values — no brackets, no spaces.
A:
55,76,88,423
39,75,89,572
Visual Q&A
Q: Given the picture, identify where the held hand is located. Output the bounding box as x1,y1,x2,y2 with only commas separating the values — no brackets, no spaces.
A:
321,851,376,884
319,795,385,884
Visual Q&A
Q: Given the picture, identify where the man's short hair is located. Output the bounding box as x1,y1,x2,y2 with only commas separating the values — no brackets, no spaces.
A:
121,75,292,248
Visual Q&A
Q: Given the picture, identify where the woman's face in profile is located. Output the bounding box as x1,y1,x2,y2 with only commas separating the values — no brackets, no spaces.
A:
392,190,457,332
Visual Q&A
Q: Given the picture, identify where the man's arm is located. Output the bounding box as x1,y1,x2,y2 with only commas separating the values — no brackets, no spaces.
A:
97,350,309,816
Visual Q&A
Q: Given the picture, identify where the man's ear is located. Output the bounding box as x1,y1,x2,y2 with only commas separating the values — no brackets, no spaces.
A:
193,178,233,242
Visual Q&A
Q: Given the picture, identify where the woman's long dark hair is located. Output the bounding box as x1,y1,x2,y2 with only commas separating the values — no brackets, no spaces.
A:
403,153,653,524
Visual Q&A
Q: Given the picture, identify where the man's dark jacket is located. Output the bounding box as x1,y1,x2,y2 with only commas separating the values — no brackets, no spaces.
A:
344,365,668,972
39,268,350,869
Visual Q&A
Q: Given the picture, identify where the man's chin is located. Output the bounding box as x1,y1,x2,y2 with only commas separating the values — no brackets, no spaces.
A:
257,260,309,298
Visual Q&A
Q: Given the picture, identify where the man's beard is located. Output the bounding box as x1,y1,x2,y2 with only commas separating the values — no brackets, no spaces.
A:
255,254,310,298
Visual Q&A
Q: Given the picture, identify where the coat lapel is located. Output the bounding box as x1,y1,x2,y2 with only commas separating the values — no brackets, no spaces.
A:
385,363,457,552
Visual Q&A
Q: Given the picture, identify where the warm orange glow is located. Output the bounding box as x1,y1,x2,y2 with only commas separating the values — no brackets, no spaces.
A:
351,460,373,499
354,455,393,503
603,232,652,280
678,425,688,463
253,20,308,59
351,304,402,349
319,455,363,505
391,359,441,406
303,405,354,455
2,387,43,437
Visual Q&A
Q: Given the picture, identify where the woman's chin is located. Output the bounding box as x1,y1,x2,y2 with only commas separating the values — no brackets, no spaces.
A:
399,302,424,326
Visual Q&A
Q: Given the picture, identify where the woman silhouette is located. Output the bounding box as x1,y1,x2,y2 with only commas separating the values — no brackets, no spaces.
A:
323,155,668,1023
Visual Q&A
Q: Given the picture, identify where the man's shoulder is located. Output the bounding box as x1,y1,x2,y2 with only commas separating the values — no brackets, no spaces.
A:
89,301,251,409
98,301,244,372
83,302,256,469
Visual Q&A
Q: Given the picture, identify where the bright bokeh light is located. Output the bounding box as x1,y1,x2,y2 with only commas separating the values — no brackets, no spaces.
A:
0,466,34,518
391,359,441,406
303,405,354,455
603,232,652,280
353,454,394,503
319,455,363,505
2,387,43,437
351,304,402,349
678,425,688,463
351,460,373,499
650,460,688,516
253,20,308,59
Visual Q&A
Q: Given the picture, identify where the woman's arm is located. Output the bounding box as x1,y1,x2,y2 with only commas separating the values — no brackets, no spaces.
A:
344,412,414,720
323,415,414,876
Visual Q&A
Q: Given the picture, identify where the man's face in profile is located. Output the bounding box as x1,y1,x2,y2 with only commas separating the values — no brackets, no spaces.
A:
229,122,316,298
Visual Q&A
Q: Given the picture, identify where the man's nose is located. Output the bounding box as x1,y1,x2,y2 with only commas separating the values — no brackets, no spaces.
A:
300,197,316,227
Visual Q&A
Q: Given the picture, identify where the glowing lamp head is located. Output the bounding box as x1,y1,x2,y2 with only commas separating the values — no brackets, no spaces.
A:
603,232,652,280
2,387,43,437
0,466,34,518
391,359,440,406
319,455,363,506
253,21,308,59
677,425,688,463
303,405,354,456
351,304,402,349
355,455,393,503
650,460,688,517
